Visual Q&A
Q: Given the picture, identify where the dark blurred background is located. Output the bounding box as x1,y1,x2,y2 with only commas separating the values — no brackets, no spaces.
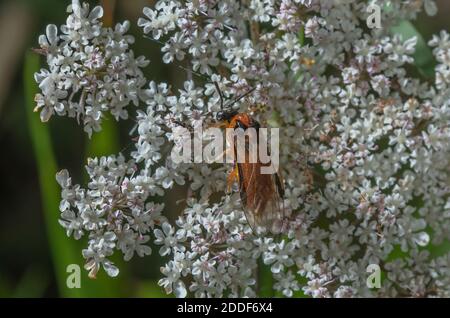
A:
0,0,449,297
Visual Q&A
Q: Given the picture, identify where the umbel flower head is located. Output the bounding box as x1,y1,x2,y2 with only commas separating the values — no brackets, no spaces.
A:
34,0,450,297
34,0,149,136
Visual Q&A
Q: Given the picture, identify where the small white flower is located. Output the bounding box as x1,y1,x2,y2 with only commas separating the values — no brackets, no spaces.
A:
154,222,184,256
274,271,300,297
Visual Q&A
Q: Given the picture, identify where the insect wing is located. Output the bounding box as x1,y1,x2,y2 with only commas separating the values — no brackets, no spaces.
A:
236,160,285,235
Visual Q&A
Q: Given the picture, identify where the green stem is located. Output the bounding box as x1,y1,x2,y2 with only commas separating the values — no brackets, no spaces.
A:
258,258,274,297
24,51,82,297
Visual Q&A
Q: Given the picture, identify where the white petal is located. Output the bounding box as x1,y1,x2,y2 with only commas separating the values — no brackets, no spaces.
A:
424,0,437,16
271,262,282,274
69,0,81,14
38,35,49,47
46,24,58,45
162,178,173,189
159,246,170,256
414,231,430,247
174,281,187,298
40,106,53,122
154,229,163,240
162,222,172,235
89,6,104,21
56,169,70,187
124,250,133,262
138,245,152,257
103,261,119,277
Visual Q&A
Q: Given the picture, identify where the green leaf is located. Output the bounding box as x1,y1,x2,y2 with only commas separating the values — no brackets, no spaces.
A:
391,20,435,78
24,52,83,297
429,240,450,258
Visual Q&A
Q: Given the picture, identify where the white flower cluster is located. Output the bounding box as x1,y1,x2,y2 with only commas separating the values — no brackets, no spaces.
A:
56,155,166,278
39,0,450,297
34,0,149,136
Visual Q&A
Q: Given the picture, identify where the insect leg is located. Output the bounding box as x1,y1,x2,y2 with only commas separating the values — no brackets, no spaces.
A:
227,165,239,193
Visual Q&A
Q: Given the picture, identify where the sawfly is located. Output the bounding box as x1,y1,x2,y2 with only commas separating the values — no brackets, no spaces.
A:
213,83,285,234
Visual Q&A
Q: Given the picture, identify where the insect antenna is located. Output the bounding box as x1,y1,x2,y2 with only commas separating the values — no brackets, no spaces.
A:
144,35,257,111
213,80,257,111
214,81,225,109
143,35,210,82
224,86,256,109
198,10,237,32
143,35,167,46
175,63,211,82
